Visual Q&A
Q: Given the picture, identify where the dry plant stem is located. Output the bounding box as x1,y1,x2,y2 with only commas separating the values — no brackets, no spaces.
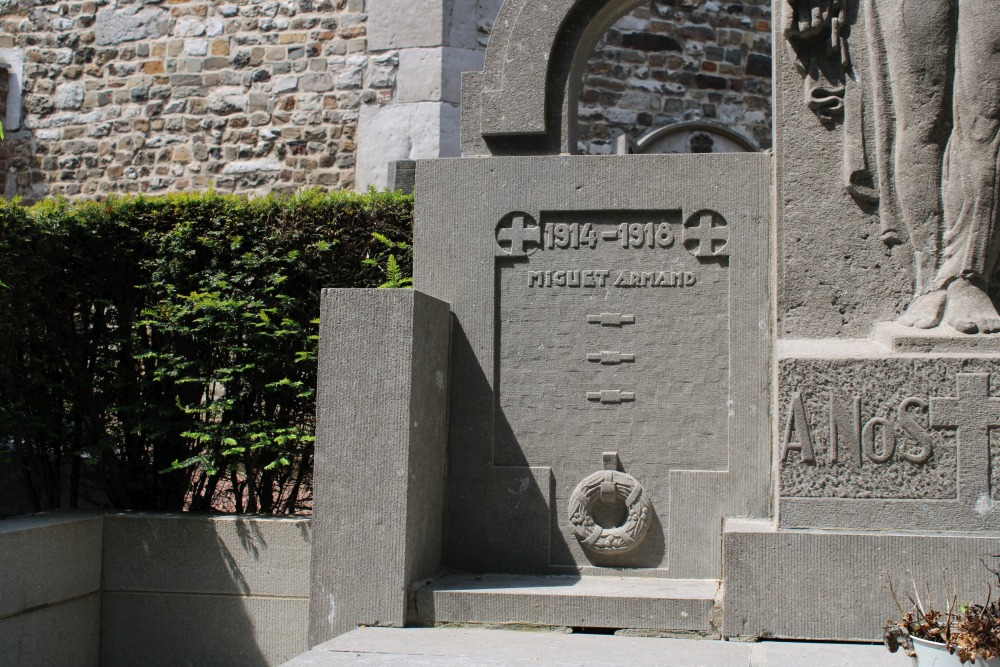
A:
889,575,910,618
947,594,957,645
912,571,927,617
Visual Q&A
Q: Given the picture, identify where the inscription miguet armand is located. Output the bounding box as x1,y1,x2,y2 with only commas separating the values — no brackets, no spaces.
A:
528,270,697,288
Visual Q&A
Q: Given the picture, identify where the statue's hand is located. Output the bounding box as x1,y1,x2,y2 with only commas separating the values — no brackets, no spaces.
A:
785,0,845,41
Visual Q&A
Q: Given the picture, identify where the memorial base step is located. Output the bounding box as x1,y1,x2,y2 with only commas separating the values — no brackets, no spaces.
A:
413,574,721,634
723,520,1000,641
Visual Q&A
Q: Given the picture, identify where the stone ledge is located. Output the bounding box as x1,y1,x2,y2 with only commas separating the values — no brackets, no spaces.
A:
414,574,720,633
723,524,1000,641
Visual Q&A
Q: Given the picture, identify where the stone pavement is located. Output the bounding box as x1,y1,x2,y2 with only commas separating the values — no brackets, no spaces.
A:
283,627,912,666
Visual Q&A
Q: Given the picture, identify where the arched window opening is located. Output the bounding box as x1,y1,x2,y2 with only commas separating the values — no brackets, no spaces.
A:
576,1,772,155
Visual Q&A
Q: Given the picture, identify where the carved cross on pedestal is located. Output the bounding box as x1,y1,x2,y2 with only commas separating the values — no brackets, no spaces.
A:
682,211,729,258
930,373,1000,504
496,213,541,257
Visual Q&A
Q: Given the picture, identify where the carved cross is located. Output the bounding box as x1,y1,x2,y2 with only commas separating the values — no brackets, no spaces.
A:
496,214,541,257
683,212,729,258
930,373,1000,502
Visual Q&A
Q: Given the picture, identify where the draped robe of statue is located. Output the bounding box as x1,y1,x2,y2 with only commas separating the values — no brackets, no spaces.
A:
787,0,1000,332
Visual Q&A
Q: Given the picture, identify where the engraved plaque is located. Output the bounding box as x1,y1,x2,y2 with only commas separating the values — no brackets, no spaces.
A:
778,359,1000,531
416,155,769,576
497,210,729,567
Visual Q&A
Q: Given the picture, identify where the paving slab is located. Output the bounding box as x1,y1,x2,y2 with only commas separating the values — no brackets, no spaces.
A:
282,627,911,666
760,641,909,667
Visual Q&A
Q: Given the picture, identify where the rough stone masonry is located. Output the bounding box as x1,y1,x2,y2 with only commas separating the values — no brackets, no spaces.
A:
0,0,770,200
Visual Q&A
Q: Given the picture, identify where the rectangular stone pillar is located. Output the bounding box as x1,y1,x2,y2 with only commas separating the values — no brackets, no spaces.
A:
308,289,451,646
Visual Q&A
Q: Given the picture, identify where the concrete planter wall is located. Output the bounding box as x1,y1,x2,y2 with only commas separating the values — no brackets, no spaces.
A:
0,512,311,667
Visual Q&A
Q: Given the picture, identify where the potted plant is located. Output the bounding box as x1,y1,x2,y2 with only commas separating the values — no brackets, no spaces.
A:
885,565,1000,665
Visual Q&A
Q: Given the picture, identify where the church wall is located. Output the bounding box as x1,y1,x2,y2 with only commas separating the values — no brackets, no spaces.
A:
0,0,771,200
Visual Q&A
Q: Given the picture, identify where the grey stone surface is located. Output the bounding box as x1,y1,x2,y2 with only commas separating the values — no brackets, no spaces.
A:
759,641,909,667
472,0,661,152
387,160,416,195
778,0,1000,338
0,48,23,133
281,627,905,667
415,154,769,579
771,1,1000,644
355,0,491,187
102,591,305,667
0,514,102,667
0,513,309,667
460,71,488,157
367,0,447,51
415,574,719,632
396,47,484,105
0,592,101,667
100,514,310,666
776,340,1000,531
309,289,451,645
356,101,461,189
0,513,102,619
53,82,84,110
95,5,172,46
723,522,1000,642
873,322,1000,354
102,514,310,597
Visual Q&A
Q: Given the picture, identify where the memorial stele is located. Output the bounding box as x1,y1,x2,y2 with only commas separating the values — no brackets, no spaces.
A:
308,0,1000,647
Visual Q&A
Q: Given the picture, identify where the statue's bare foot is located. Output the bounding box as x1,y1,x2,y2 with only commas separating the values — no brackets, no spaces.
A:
945,278,1000,334
898,291,946,329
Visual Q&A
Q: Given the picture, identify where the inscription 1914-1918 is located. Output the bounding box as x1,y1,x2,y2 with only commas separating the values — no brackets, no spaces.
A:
495,210,729,263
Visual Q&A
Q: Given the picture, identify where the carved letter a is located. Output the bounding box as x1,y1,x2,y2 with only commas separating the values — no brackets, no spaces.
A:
782,392,816,464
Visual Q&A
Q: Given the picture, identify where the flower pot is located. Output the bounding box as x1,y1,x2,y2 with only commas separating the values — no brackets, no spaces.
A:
911,637,1000,666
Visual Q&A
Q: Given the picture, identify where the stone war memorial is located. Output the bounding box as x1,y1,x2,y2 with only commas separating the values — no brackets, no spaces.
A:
308,0,1000,649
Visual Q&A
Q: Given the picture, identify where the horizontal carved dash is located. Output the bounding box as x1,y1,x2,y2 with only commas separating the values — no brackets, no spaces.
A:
586,390,636,404
586,351,636,365
587,313,636,327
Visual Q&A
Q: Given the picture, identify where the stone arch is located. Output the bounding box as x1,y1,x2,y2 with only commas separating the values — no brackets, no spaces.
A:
464,0,651,156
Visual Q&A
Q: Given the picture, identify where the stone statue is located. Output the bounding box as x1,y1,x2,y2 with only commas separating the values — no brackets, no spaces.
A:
785,0,1000,334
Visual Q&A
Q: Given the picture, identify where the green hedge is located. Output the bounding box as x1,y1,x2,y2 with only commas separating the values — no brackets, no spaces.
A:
0,189,412,514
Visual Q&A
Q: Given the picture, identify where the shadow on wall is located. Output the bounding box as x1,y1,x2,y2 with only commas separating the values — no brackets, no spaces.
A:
100,513,310,667
0,51,43,201
0,459,36,517
0,126,44,202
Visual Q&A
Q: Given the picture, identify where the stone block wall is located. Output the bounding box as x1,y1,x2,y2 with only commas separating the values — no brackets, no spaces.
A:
0,513,103,667
0,0,771,201
0,512,311,667
577,0,772,154
0,0,388,199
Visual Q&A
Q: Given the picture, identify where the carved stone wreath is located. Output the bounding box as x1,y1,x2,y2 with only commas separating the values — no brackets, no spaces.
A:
568,470,651,554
